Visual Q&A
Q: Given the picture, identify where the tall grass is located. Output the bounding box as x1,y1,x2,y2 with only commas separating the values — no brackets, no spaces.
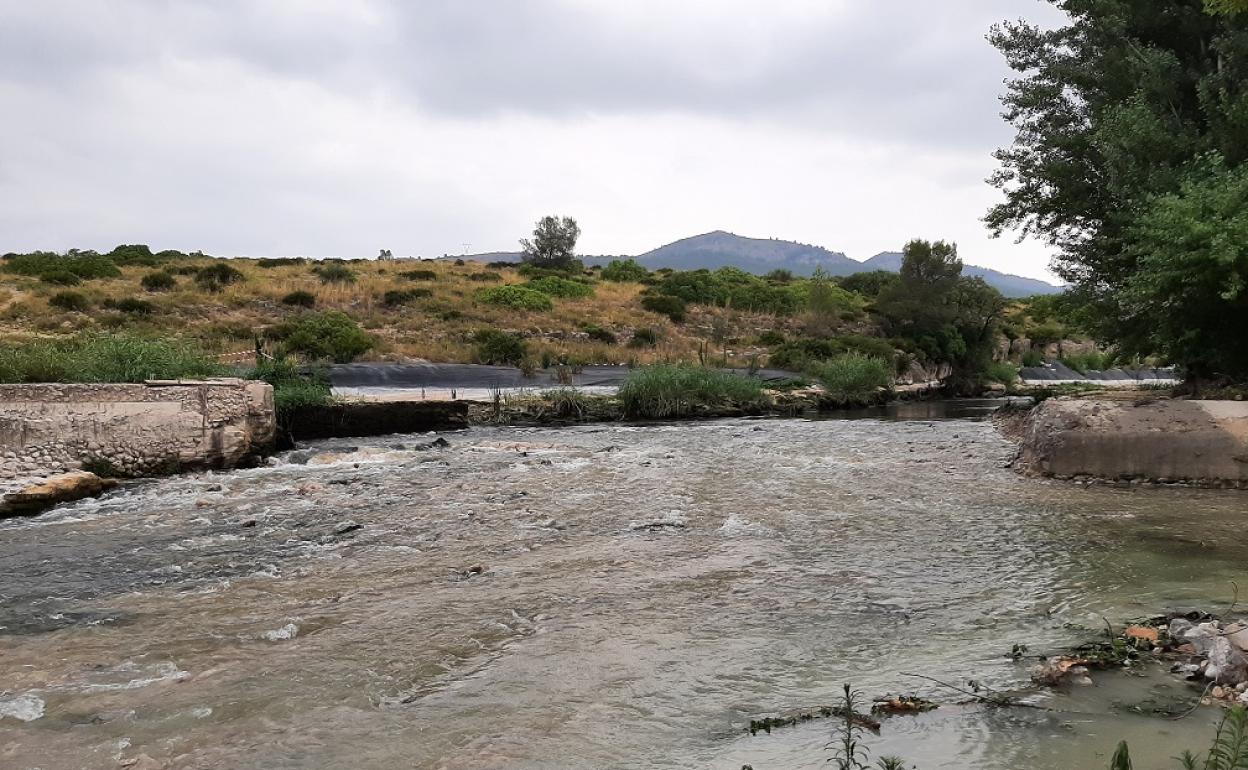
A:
807,353,892,406
246,357,333,416
0,334,226,383
617,364,768,418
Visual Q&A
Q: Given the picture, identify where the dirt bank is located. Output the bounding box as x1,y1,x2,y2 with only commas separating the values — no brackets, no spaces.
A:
1014,398,1248,487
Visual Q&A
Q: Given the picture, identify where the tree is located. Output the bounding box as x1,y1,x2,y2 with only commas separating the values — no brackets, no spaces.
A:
987,1,1248,378
520,215,580,271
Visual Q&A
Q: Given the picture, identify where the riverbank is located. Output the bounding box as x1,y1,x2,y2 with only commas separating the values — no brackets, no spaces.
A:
1011,397,1248,488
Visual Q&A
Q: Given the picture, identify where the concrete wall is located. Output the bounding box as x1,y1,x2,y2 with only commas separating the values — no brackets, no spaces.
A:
1017,399,1248,486
0,379,275,480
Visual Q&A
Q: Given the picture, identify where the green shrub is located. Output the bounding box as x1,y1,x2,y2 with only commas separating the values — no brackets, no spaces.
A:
770,335,896,371
467,271,503,282
807,353,892,406
105,244,159,266
601,258,649,282
765,269,795,284
49,291,90,311
40,270,82,286
383,288,432,306
117,297,155,315
275,310,373,363
757,330,786,346
629,327,659,348
473,328,527,365
838,270,901,298
654,268,806,315
1061,351,1115,373
1028,321,1066,348
0,333,225,383
985,361,1020,385
281,290,316,308
401,269,438,281
525,276,594,298
640,293,686,322
3,250,121,280
476,285,554,311
194,262,246,292
314,262,357,284
618,365,768,418
246,357,332,416
170,264,202,276
583,324,617,344
257,257,306,268
140,271,177,292
1021,349,1044,367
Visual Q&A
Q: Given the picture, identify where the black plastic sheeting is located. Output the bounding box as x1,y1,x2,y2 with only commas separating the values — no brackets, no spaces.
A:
327,363,801,389
1018,362,1178,382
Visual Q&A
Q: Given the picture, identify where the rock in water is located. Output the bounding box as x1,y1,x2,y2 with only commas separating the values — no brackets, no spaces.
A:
1,471,118,518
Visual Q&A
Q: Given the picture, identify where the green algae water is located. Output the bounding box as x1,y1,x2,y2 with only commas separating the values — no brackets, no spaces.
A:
0,412,1243,769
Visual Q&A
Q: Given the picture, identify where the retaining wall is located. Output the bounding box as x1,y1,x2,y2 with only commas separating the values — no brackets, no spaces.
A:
1017,398,1248,486
0,379,275,480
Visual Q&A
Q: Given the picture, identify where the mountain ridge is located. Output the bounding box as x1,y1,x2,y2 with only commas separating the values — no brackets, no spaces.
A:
465,231,1062,297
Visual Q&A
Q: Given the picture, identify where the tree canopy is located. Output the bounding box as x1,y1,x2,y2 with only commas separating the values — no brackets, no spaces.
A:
988,0,1248,378
520,215,581,271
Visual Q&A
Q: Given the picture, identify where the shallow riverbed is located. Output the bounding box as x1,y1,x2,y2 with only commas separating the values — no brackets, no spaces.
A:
1,412,1244,769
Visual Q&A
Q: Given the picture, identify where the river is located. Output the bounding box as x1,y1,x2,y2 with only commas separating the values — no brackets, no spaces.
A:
0,408,1244,769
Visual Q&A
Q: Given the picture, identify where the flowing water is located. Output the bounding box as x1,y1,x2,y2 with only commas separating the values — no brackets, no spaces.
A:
1,409,1246,769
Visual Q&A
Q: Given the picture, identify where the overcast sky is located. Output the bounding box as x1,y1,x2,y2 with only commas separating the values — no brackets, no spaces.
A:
0,0,1068,280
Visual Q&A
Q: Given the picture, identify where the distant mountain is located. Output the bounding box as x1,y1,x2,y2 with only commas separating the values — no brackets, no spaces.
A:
631,231,861,276
463,231,1062,297
863,251,1062,297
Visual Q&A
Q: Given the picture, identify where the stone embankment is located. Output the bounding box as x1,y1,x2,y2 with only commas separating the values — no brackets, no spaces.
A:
1013,398,1248,486
0,379,275,482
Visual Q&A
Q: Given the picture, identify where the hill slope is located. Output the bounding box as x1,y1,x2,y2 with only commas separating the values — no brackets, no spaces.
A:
465,231,1062,297
862,252,1062,297
632,231,861,276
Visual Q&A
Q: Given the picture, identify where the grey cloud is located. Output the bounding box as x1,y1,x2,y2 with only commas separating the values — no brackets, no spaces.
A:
1,1,1066,148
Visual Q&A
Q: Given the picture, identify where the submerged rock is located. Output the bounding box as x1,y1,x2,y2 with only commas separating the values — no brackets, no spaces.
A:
1,471,118,518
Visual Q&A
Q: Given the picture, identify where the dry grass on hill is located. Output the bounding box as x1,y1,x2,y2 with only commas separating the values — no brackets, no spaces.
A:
0,258,805,366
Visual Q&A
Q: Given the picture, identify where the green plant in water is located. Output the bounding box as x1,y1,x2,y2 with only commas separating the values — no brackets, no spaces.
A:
832,684,871,770
808,353,892,407
617,364,768,419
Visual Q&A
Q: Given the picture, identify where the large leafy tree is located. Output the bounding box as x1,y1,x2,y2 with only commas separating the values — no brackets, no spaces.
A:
988,1,1248,377
520,215,581,271
876,239,1006,387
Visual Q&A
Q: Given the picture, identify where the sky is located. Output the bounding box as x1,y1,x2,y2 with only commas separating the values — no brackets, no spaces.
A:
0,0,1069,280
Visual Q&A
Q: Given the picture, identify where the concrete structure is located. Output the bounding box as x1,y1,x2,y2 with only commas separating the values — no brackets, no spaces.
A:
1017,398,1248,486
0,379,275,481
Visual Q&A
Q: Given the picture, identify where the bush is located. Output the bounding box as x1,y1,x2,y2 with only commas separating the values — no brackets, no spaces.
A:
383,288,432,306
640,293,686,322
467,271,503,282
281,290,316,308
257,257,306,268
401,269,438,281
0,333,225,383
807,353,893,406
314,262,357,284
170,264,202,276
838,270,900,298
194,262,246,292
473,328,527,365
49,291,90,311
276,310,373,363
140,271,177,292
106,244,160,266
524,276,594,298
629,327,659,348
40,270,81,286
246,357,332,416
601,258,649,283
476,285,554,311
117,297,155,315
984,361,1020,385
769,335,897,371
1021,349,1044,367
583,324,617,344
757,330,786,346
3,250,121,280
618,365,768,418
1061,351,1115,373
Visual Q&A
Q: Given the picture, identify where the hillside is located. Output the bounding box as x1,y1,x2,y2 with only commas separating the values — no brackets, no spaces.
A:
862,252,1062,297
469,232,1062,297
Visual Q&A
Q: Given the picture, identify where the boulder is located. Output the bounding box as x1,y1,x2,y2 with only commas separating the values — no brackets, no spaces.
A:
1,471,118,518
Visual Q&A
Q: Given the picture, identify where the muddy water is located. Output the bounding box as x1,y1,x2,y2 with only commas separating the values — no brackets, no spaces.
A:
1,413,1245,769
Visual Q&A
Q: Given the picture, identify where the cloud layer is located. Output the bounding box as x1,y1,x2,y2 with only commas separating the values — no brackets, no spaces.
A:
0,0,1067,278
